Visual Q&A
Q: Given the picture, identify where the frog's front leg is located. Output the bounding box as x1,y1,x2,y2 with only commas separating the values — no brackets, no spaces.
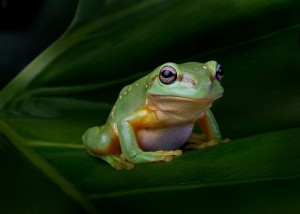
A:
82,125,134,170
186,110,230,150
117,109,182,164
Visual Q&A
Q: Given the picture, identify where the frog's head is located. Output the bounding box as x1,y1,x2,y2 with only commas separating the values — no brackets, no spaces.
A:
147,61,224,100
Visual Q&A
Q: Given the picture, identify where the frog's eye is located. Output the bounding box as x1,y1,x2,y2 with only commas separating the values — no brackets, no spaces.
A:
215,64,224,81
159,66,177,85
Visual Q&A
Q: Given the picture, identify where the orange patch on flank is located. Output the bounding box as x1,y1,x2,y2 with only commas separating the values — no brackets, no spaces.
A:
103,131,122,155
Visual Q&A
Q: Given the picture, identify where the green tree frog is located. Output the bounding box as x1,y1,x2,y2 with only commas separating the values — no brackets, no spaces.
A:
83,61,227,170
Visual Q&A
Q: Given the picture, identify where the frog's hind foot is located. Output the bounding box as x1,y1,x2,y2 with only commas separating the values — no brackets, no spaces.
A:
102,155,134,170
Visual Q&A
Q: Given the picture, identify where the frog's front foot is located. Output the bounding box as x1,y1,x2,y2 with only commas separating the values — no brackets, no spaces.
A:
185,133,230,150
126,150,182,164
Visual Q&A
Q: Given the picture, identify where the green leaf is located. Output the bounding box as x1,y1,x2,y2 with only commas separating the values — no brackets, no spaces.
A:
0,0,299,213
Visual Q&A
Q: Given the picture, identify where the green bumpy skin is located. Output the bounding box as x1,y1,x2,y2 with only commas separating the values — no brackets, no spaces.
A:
82,61,227,170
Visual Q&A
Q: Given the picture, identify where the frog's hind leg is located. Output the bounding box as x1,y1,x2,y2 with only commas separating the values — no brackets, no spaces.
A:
82,125,134,170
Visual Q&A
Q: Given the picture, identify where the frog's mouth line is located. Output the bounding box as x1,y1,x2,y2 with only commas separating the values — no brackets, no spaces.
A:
147,94,222,102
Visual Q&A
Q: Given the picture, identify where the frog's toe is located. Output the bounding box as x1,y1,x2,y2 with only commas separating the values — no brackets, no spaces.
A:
151,150,182,163
102,155,135,170
222,138,231,143
162,150,182,157
156,150,182,162
187,133,206,144
115,162,135,170
186,138,231,150
127,149,182,164
195,139,218,149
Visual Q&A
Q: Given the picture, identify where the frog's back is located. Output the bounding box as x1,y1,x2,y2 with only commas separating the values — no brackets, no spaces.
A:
108,75,149,124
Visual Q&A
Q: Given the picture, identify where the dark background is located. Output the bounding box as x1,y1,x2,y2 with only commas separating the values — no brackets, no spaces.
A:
0,0,78,88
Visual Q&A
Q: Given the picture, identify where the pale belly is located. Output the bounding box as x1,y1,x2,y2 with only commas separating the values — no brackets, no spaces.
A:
136,124,194,151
